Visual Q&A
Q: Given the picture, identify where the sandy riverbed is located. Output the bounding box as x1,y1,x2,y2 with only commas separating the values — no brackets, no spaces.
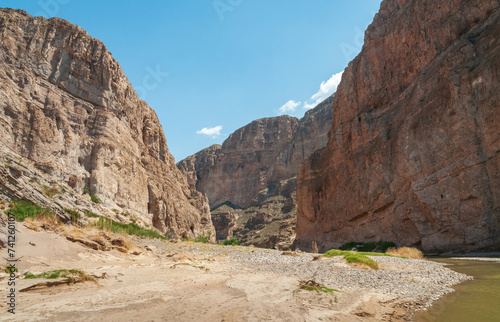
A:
0,223,471,321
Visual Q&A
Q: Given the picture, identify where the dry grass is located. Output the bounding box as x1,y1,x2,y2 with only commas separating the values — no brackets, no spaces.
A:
297,279,338,293
23,218,41,232
386,247,423,259
110,237,136,251
20,269,98,292
34,211,62,231
64,225,142,254
76,271,99,284
63,226,86,239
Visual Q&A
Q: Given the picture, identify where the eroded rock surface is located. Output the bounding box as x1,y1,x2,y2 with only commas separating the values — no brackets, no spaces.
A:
296,0,500,254
0,9,214,240
178,96,333,247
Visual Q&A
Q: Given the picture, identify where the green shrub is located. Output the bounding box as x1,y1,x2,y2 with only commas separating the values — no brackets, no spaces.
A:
343,253,379,269
82,187,90,195
90,194,100,204
223,238,242,246
90,217,167,240
24,269,97,284
6,199,53,222
323,249,345,257
194,232,212,243
83,210,100,218
324,249,384,270
64,209,80,223
4,265,18,274
339,241,396,252
24,269,79,279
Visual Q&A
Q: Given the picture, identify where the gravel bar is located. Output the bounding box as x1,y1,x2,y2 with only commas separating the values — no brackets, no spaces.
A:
134,238,472,310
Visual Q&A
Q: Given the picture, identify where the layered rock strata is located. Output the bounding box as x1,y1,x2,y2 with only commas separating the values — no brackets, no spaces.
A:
0,8,214,240
296,0,500,254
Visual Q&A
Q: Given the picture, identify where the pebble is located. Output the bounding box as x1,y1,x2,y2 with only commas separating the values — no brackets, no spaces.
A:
134,238,472,309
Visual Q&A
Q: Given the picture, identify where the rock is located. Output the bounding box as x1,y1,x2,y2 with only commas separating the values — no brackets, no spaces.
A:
211,210,237,240
0,211,7,248
178,96,333,246
179,115,298,209
111,239,127,247
114,247,128,254
0,9,215,241
296,0,500,254
66,236,105,251
145,245,157,252
244,211,271,230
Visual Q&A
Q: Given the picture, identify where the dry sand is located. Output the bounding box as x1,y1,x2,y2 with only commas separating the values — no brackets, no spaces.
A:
0,223,466,321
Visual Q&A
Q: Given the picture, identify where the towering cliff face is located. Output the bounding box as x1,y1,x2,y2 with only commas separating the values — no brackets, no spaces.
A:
181,115,299,210
0,8,214,240
297,0,500,254
178,97,333,247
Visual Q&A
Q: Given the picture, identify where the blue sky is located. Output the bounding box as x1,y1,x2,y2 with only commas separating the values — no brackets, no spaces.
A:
2,0,382,161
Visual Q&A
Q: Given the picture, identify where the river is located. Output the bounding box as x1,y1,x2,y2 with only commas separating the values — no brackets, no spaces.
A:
414,256,500,322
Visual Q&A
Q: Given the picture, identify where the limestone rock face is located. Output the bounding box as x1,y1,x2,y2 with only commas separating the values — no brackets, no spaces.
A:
0,9,214,240
178,97,333,247
296,0,500,254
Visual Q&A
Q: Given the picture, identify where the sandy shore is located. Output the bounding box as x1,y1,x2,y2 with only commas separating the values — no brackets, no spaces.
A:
0,223,471,321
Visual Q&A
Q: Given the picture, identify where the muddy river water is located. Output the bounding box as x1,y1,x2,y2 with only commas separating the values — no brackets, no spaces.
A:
414,257,500,322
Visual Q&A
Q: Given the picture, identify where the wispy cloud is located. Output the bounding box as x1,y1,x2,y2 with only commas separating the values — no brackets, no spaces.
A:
278,100,301,115
304,71,344,109
196,125,223,138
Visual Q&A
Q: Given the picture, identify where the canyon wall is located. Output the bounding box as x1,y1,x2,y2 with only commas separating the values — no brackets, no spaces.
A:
296,0,500,254
0,8,214,240
178,96,333,247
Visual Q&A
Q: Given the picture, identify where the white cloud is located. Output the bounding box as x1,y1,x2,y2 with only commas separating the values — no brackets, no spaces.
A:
304,70,344,109
196,125,223,138
278,100,301,115
303,102,317,110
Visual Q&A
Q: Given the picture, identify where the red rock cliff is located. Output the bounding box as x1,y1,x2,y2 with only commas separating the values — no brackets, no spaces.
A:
296,0,500,254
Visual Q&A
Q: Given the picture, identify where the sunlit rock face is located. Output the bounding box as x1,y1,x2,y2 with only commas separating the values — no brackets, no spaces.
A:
0,8,214,240
296,0,500,254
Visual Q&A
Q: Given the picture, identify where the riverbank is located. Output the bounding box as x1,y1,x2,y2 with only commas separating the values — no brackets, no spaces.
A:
1,223,472,321
449,257,500,262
